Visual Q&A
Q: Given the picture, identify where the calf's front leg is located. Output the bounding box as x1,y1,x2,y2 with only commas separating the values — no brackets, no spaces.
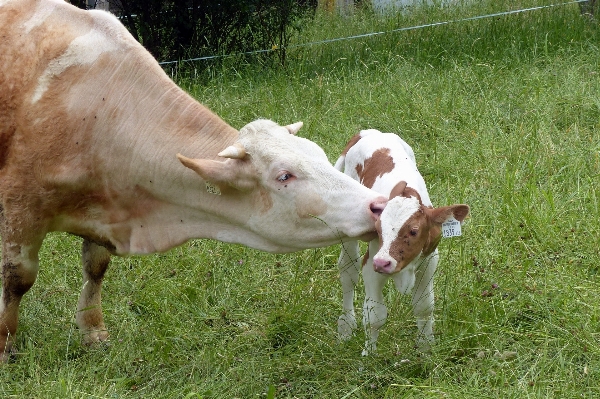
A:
361,251,389,355
411,251,438,350
76,239,111,345
337,240,361,340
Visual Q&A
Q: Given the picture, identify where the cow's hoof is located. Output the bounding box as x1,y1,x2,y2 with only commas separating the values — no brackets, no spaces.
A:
0,346,16,364
81,329,110,346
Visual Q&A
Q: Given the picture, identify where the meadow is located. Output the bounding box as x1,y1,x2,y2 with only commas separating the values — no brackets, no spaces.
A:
2,1,600,397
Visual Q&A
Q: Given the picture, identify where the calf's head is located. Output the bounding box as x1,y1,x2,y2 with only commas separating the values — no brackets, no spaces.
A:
178,119,387,252
372,181,469,274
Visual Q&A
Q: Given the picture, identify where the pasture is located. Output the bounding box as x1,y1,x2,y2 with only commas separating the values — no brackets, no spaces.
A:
2,1,600,397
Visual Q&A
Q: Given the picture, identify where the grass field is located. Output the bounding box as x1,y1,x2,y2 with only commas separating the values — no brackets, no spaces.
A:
2,1,600,397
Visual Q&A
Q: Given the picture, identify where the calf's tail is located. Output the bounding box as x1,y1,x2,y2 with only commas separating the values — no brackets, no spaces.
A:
334,155,346,172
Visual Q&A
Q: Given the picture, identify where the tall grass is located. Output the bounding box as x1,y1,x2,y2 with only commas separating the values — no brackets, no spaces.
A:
2,1,600,398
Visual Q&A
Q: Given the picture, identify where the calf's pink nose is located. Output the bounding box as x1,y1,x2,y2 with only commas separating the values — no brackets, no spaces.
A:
373,258,393,274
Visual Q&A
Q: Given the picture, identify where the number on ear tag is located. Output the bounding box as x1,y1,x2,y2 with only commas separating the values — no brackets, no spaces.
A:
442,216,462,238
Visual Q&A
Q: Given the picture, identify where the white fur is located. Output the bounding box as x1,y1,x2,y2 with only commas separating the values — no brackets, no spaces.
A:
23,0,60,33
337,130,437,354
375,195,421,268
32,28,118,103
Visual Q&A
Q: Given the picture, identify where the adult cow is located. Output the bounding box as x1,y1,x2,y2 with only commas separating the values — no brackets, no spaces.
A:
0,0,388,361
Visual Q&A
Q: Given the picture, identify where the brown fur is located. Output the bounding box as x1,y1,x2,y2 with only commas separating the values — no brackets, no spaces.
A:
340,134,362,157
76,240,111,344
355,148,395,189
295,189,328,219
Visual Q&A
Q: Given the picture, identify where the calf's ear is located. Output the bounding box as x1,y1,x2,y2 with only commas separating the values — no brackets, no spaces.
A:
389,181,407,199
389,181,422,203
423,204,469,256
429,204,470,225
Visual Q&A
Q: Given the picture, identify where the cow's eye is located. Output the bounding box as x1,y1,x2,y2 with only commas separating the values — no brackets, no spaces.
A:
277,172,293,182
409,228,418,236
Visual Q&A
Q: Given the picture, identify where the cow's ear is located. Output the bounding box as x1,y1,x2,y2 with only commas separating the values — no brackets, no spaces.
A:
284,121,303,135
177,154,256,192
177,154,236,183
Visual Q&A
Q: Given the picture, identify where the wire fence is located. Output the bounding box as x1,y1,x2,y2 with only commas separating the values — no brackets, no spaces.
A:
157,0,589,67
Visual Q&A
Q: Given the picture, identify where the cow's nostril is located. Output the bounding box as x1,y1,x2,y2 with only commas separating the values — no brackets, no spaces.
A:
369,198,387,219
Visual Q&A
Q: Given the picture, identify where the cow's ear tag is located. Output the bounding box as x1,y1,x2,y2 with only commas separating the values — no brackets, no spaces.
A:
205,181,221,195
442,216,461,238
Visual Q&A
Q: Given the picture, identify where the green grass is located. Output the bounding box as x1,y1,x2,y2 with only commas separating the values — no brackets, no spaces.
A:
3,1,600,397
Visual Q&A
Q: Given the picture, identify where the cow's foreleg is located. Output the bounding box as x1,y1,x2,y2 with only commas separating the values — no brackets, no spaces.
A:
76,239,111,345
411,251,438,351
0,239,42,363
337,240,361,341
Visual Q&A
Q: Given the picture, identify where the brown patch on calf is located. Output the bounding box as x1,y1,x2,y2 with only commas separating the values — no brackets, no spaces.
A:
340,134,362,156
387,210,432,270
355,148,394,189
386,202,470,272
362,247,370,267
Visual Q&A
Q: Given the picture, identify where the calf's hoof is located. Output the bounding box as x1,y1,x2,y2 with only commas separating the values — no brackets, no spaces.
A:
337,314,357,341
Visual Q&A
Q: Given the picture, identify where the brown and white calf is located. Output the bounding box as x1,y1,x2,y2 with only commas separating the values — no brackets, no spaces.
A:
335,130,469,354
0,0,388,362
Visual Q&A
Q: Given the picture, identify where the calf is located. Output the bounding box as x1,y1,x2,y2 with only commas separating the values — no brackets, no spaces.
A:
335,130,469,354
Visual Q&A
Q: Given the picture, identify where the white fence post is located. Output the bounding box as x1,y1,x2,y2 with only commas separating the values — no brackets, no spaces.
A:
94,0,110,11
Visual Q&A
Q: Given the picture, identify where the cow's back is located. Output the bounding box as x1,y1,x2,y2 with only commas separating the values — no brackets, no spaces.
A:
0,0,145,171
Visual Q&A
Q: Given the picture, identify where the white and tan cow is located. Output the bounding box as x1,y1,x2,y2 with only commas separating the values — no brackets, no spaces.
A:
0,0,388,361
335,130,469,355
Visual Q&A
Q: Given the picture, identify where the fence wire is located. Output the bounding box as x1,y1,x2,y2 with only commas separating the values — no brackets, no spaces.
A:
157,0,588,67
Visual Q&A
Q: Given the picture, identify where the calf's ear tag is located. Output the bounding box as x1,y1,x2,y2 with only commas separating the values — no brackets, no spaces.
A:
205,181,221,195
442,216,462,238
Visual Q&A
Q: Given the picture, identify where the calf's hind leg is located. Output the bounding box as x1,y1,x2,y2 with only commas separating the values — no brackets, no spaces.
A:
76,239,111,345
0,238,43,363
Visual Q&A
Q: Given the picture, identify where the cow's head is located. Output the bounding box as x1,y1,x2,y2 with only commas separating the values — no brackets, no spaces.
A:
177,119,387,252
372,181,469,274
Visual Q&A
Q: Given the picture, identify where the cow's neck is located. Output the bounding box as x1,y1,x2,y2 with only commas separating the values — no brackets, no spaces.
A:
62,66,246,254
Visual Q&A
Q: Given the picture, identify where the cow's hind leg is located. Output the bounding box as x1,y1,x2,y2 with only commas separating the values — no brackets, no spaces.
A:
0,239,42,362
76,239,111,345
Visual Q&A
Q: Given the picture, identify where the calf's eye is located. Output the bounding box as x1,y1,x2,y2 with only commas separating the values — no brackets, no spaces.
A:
409,229,418,236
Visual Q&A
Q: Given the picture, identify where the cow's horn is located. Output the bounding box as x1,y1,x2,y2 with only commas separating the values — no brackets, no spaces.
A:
218,143,247,159
284,121,303,135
